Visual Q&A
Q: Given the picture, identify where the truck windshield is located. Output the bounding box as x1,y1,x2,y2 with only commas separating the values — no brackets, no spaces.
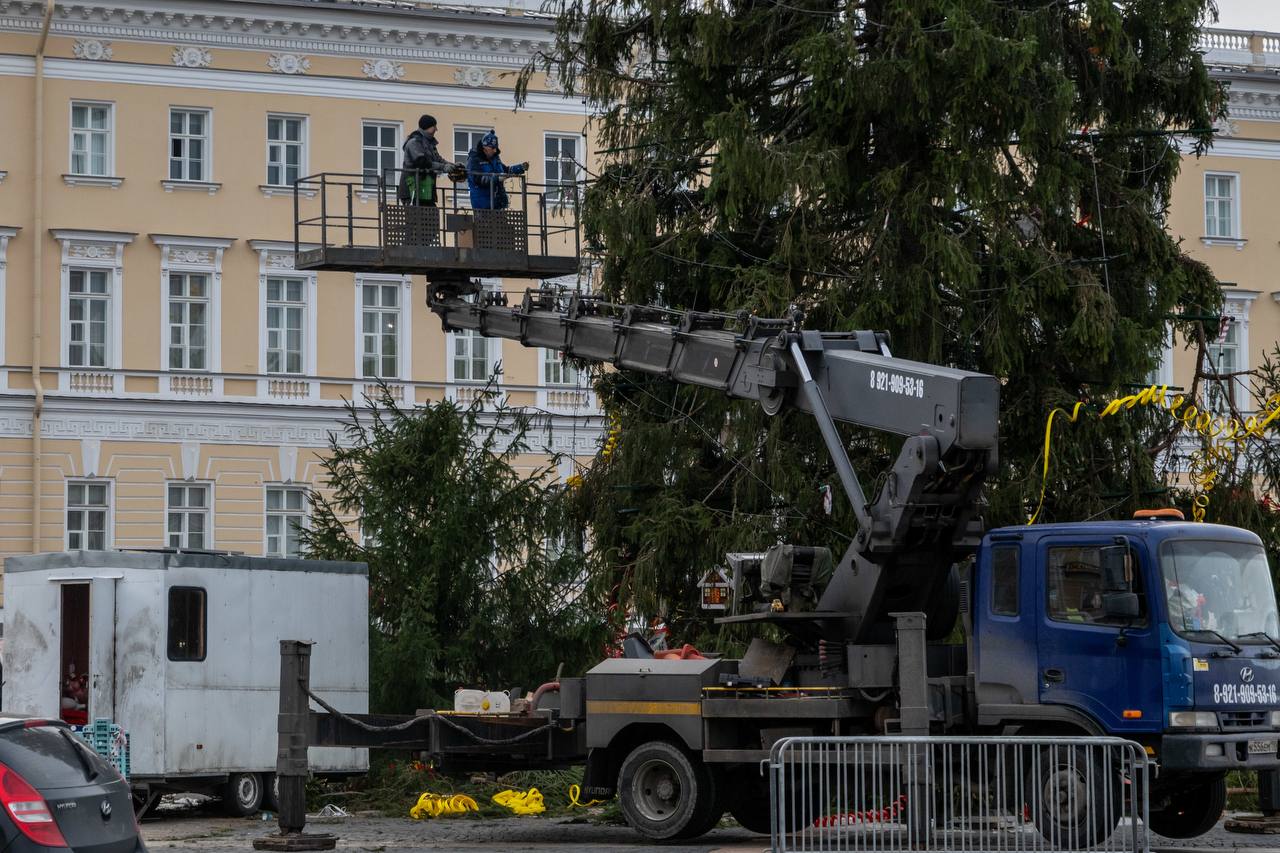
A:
1161,540,1280,642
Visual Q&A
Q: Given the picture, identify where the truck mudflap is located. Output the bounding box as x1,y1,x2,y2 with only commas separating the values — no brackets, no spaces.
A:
1161,732,1280,771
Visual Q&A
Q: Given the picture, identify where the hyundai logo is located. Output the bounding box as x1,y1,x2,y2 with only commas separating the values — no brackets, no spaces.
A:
100,799,112,820
1242,666,1256,683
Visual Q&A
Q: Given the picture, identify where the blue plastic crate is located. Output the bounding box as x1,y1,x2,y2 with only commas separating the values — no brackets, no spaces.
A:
73,719,129,779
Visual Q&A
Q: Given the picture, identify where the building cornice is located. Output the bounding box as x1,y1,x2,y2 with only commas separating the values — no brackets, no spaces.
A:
0,56,587,115
49,228,136,244
0,0,557,69
150,234,236,249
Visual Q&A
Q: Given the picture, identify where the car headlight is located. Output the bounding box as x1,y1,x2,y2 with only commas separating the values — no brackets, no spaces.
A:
1169,711,1217,728
1270,711,1280,728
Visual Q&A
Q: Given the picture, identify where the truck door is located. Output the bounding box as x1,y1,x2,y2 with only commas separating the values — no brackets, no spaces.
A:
1036,537,1162,733
88,577,117,722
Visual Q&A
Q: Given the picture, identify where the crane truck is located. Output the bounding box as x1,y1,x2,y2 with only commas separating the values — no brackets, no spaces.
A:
285,175,1280,845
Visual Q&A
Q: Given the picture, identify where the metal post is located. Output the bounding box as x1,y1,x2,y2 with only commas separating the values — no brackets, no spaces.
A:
319,175,328,252
346,183,354,248
254,640,335,851
278,640,309,833
1261,770,1280,816
892,612,931,848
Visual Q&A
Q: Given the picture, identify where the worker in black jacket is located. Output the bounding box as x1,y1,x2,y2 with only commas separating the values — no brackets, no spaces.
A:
397,114,457,206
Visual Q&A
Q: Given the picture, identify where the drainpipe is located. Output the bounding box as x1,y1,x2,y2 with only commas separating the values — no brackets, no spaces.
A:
31,0,54,554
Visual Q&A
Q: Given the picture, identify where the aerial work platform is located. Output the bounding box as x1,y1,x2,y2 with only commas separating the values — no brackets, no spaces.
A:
291,170,581,280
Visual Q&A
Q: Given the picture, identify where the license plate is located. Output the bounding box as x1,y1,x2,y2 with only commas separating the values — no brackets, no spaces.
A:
1249,739,1277,755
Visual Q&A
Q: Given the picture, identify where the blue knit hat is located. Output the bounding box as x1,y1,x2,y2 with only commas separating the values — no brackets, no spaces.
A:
480,130,499,149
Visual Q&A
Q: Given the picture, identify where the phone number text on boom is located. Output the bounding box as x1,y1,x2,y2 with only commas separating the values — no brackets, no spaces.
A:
869,370,925,399
1214,683,1279,704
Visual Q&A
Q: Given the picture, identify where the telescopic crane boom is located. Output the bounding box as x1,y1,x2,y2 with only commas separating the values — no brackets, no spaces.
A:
429,282,1000,644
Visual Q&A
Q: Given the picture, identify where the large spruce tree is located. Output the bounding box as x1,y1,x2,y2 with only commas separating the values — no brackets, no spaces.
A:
523,0,1226,643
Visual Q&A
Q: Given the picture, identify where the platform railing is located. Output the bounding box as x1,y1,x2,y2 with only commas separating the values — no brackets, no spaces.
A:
292,168,581,267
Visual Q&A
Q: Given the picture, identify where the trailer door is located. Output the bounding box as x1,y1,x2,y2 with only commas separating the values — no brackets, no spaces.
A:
88,577,117,722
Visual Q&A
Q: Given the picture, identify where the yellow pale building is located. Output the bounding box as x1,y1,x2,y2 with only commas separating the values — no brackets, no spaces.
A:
1166,31,1280,424
0,0,601,596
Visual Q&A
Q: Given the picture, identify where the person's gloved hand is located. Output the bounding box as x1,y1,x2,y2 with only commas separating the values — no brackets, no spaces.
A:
513,162,529,175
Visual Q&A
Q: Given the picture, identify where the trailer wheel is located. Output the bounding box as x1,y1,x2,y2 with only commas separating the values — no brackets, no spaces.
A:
1026,745,1120,848
220,772,264,817
264,773,281,813
1150,776,1226,839
618,741,721,841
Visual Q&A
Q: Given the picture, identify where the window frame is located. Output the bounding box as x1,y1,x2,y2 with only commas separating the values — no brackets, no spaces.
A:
265,113,308,188
166,271,211,372
361,120,401,191
265,277,308,376
166,586,208,662
66,267,112,369
264,485,309,558
1204,172,1241,240
1044,542,1149,629
166,482,212,551
448,279,502,385
541,348,581,387
168,107,212,183
355,277,411,380
65,479,112,551
451,126,490,207
69,100,114,178
543,132,582,205
990,545,1019,618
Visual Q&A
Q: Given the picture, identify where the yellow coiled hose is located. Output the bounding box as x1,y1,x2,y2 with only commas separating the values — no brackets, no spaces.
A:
409,792,480,819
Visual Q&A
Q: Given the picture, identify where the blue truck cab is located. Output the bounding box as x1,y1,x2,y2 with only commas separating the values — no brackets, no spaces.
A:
973,517,1280,835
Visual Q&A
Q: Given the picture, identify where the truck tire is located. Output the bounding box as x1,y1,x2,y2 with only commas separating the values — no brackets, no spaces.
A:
1026,745,1120,848
725,769,817,835
220,772,265,817
618,741,721,841
1150,776,1227,839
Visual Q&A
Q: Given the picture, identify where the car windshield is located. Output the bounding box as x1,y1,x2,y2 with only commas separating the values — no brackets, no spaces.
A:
1161,539,1280,642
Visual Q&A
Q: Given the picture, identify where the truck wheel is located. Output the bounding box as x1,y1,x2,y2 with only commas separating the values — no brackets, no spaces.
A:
1026,745,1120,848
220,772,265,817
726,769,816,835
618,741,721,841
1150,776,1226,839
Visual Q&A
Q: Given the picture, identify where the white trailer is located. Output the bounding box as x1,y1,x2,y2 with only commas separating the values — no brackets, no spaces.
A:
1,550,369,815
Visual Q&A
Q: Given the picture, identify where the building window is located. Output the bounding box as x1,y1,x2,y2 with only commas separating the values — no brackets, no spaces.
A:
452,330,492,382
1205,174,1238,239
169,109,209,182
70,102,112,177
168,273,209,371
1206,316,1244,415
266,115,305,187
452,127,488,205
66,481,110,551
361,282,400,378
991,546,1019,617
167,587,207,662
265,487,307,558
167,483,210,550
542,349,580,386
266,278,306,375
67,268,110,368
544,134,580,204
362,122,399,190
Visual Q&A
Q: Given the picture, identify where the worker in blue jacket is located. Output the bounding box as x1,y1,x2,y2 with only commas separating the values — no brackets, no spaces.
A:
467,130,528,210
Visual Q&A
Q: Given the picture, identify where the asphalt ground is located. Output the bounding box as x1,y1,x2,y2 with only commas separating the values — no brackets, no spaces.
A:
139,809,1280,853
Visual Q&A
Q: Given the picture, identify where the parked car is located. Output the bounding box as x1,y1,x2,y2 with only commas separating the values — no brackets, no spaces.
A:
0,715,145,852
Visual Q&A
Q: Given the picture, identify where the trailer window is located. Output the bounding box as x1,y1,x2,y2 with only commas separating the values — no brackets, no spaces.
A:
991,546,1019,616
1046,545,1147,627
168,586,207,661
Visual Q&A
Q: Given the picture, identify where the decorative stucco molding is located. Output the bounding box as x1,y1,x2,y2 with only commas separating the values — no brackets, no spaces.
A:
362,58,404,81
453,64,494,87
267,53,310,74
171,45,211,67
72,38,112,60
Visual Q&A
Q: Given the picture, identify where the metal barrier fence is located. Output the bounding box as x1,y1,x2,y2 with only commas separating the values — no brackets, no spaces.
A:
768,736,1150,853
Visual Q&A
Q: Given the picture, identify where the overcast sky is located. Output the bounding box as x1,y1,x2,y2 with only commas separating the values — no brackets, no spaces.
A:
1212,0,1280,31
